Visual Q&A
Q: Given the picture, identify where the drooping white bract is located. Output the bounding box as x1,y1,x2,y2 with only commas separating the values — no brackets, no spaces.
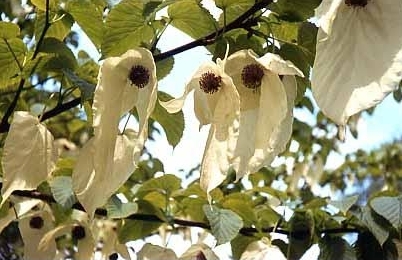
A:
137,243,178,260
72,48,157,218
240,240,286,260
1,111,57,206
312,0,402,127
160,57,240,195
19,210,57,260
39,211,95,260
225,50,303,179
179,243,219,260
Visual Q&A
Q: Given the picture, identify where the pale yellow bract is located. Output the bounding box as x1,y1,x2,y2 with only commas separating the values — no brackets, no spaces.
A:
1,111,57,206
160,56,240,196
240,240,286,260
72,48,157,218
312,0,402,127
225,50,303,179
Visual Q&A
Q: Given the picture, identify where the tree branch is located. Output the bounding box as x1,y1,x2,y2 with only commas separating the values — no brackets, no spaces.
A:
154,0,273,62
0,0,273,134
0,0,51,132
9,188,360,237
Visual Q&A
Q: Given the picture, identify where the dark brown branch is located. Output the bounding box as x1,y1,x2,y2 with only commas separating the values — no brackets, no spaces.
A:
0,97,82,133
154,0,273,62
40,97,82,122
0,0,51,132
0,79,25,131
9,188,360,237
32,0,51,59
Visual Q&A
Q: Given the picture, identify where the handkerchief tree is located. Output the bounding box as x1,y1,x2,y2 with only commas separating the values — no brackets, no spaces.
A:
0,0,401,259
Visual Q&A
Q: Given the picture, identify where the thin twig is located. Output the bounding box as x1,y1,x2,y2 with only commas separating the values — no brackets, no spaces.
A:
153,0,272,62
0,78,25,130
4,39,22,71
32,0,51,59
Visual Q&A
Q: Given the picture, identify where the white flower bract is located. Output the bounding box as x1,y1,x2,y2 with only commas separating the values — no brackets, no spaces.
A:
225,50,303,179
1,111,57,206
312,0,402,126
160,57,240,195
72,48,157,218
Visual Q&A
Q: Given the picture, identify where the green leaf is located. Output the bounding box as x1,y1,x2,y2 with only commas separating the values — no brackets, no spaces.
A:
269,0,321,22
38,37,77,70
266,16,299,43
136,174,182,198
203,205,243,245
168,0,217,41
329,194,359,215
101,0,154,57
118,219,162,243
278,43,310,76
288,210,314,260
354,233,397,260
118,199,165,242
63,68,96,101
221,193,257,226
0,38,26,88
318,235,356,260
35,10,74,41
370,196,402,230
297,22,318,64
231,235,259,260
30,0,57,10
156,54,174,81
0,22,20,39
151,91,184,147
359,206,389,246
49,176,76,209
216,0,254,25
67,1,104,48
106,195,138,219
179,197,208,223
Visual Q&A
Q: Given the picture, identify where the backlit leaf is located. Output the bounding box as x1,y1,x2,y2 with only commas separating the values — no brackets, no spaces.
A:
203,205,243,245
35,10,74,41
216,0,253,25
106,195,138,219
370,196,402,230
329,195,359,215
49,176,76,209
136,174,182,198
101,0,154,57
0,21,20,39
359,206,389,246
0,38,26,88
67,1,104,48
168,0,217,41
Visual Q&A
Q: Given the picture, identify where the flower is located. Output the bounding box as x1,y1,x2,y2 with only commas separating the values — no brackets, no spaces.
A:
312,0,402,128
224,50,303,179
72,48,157,217
160,55,240,195
1,111,57,206
240,239,286,260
